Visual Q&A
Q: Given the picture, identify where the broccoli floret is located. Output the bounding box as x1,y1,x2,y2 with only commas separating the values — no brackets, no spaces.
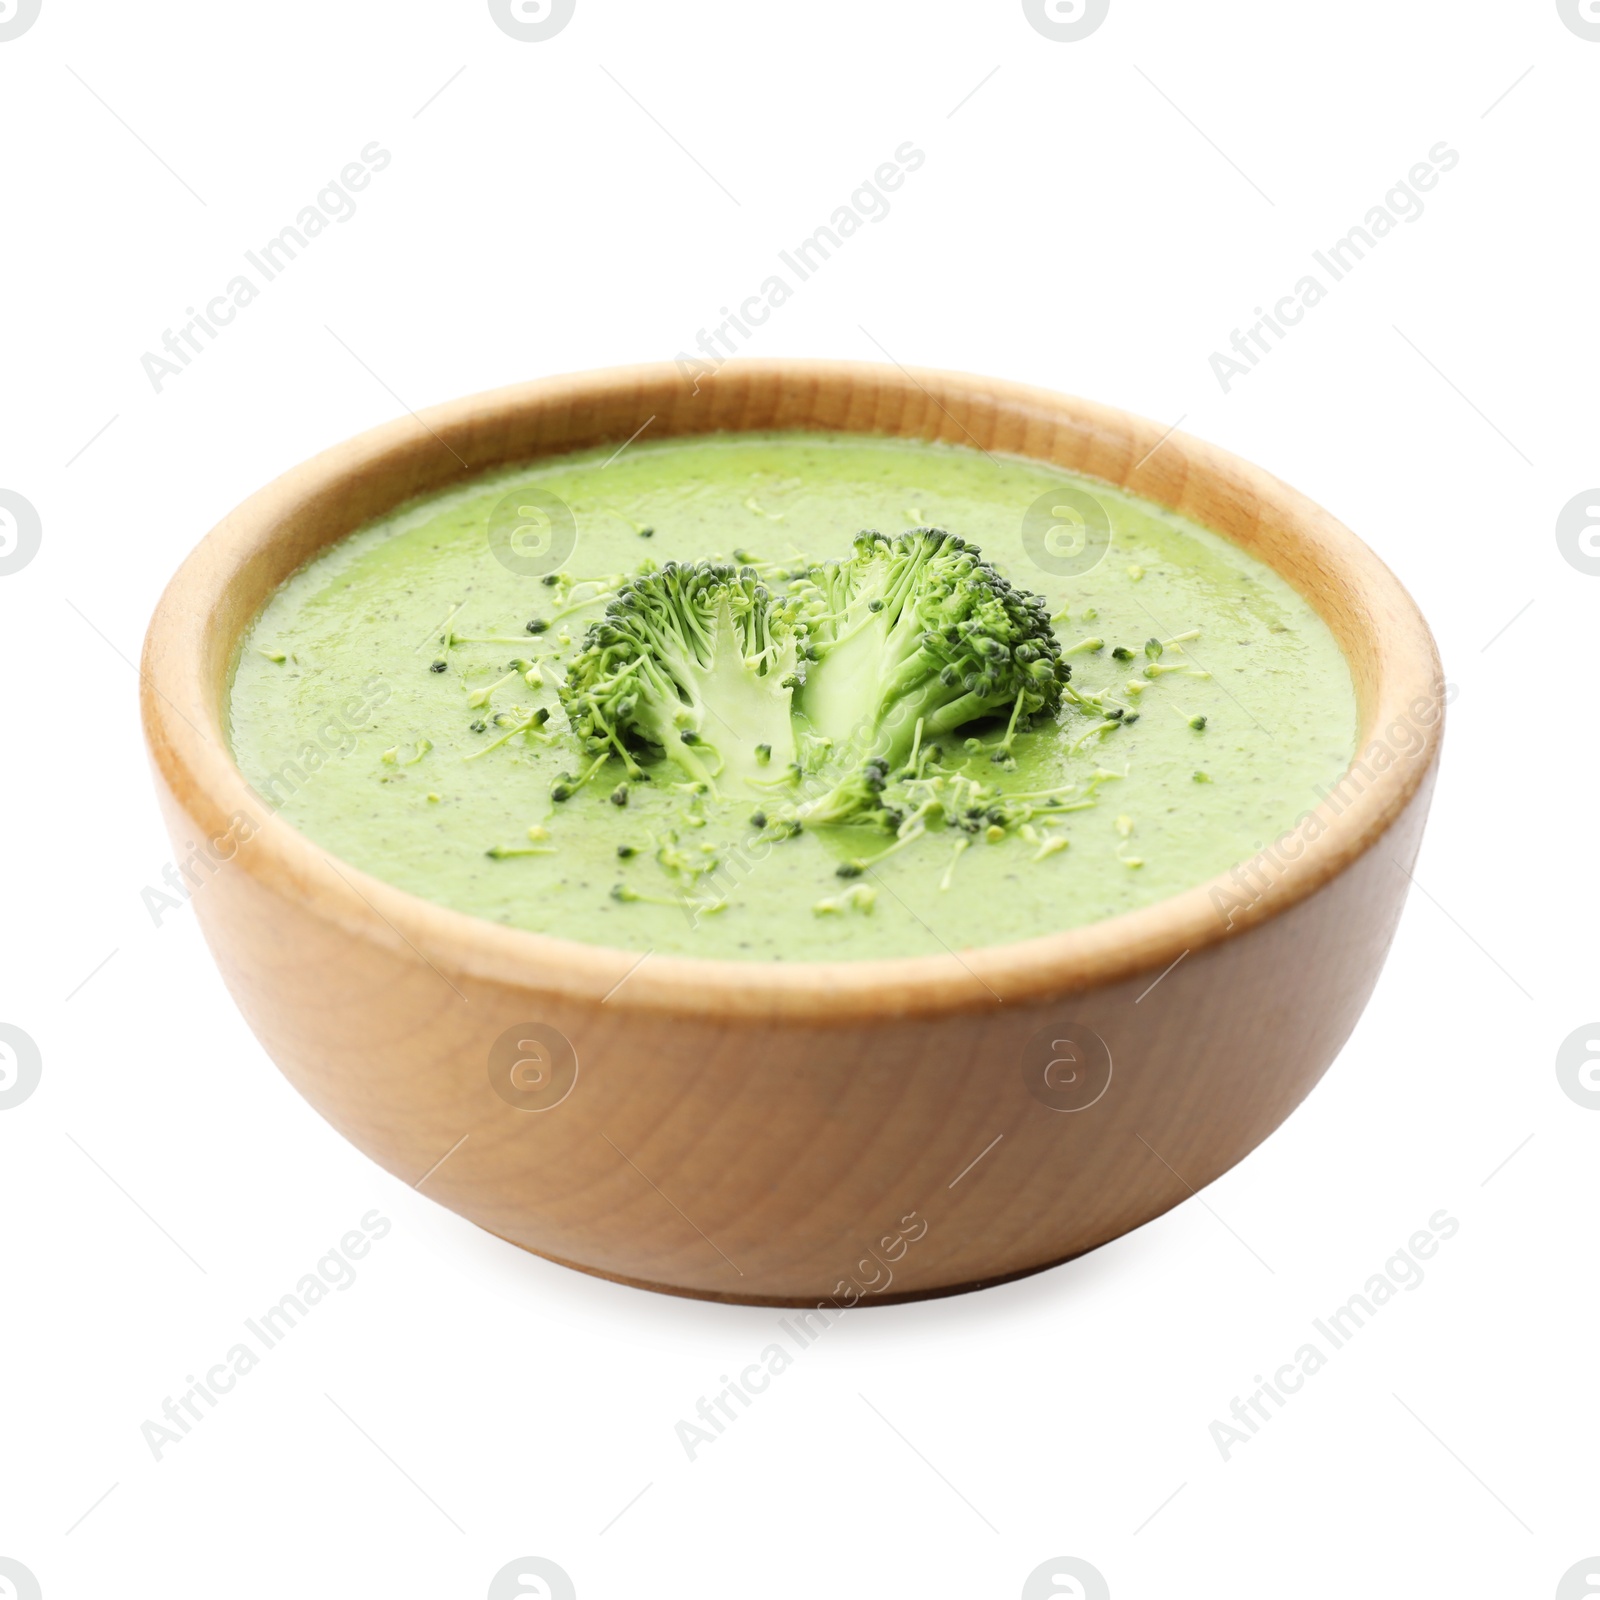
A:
787,528,1067,823
559,561,806,795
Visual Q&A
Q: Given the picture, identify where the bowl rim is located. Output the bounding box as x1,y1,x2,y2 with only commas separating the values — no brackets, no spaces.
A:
140,360,1444,1022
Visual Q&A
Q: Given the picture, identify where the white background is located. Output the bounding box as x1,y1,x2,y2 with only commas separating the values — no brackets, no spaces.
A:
2,2,1596,1596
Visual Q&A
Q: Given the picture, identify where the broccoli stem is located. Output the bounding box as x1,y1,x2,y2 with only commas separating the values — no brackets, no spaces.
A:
938,837,970,892
467,670,521,709
462,708,553,761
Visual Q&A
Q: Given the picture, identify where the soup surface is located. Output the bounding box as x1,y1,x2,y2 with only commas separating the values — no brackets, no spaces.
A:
227,432,1357,960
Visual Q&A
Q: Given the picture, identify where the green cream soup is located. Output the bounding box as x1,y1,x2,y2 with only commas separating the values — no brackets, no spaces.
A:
227,432,1357,961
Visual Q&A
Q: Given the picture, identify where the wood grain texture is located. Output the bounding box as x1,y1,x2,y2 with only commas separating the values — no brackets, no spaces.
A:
140,361,1444,1304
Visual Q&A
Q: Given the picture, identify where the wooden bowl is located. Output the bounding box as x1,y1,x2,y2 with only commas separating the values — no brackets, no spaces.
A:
140,361,1443,1305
